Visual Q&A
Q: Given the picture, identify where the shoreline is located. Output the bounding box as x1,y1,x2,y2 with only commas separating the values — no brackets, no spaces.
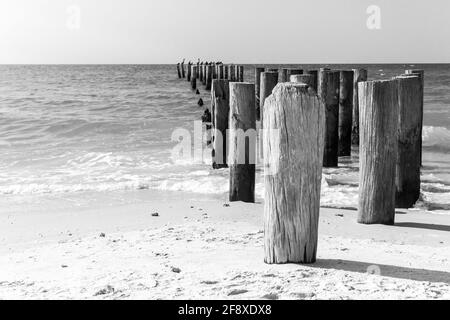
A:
1,189,449,299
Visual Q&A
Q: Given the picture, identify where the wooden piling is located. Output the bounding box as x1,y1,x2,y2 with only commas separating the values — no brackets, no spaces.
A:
229,82,256,203
405,69,424,166
338,70,354,157
181,61,185,78
263,83,325,264
280,68,289,82
199,63,203,82
229,65,236,81
176,64,182,78
224,65,229,80
255,67,265,121
290,74,314,87
307,70,319,92
395,75,422,208
358,80,399,225
259,71,279,159
218,64,224,79
205,65,212,90
187,62,192,81
238,66,244,82
211,80,230,169
318,70,340,167
351,68,368,145
190,66,197,90
286,68,303,81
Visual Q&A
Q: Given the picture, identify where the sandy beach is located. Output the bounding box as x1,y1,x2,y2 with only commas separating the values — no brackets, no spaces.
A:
1,190,449,300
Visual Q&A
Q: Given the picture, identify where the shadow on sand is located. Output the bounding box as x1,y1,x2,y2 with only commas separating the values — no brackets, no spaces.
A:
313,259,450,284
395,222,450,232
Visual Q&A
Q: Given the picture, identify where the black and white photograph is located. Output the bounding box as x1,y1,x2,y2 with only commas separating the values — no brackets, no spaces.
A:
0,0,449,304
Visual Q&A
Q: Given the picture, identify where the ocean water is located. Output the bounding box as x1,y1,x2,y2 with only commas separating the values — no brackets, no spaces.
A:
0,64,449,214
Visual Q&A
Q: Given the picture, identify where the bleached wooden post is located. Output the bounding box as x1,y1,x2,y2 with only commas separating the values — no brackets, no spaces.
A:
351,68,368,145
205,65,212,90
264,83,325,264
338,70,354,156
307,70,319,92
212,80,230,169
290,74,314,87
405,69,424,166
318,70,340,167
190,66,197,90
358,80,399,225
255,67,265,121
229,83,256,203
395,75,422,208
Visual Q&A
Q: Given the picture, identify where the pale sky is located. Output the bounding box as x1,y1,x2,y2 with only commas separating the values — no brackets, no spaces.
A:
0,0,449,64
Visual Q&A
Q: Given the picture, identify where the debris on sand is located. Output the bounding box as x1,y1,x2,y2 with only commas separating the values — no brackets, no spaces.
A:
94,285,115,296
151,212,160,217
171,267,181,273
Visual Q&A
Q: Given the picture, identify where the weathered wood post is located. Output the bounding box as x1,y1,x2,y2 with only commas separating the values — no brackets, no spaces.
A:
205,65,213,90
358,80,399,225
181,61,186,78
196,61,200,78
279,68,288,82
202,64,207,85
338,70,354,156
307,70,319,92
229,82,256,203
264,83,325,264
238,66,244,82
218,64,224,79
191,66,197,90
351,68,368,145
199,63,203,82
177,64,182,78
267,68,279,73
318,70,340,167
255,67,265,121
212,63,217,80
286,68,303,81
290,74,314,87
259,71,279,160
187,62,192,81
211,80,230,169
224,65,229,80
405,69,424,166
395,75,422,208
229,65,236,81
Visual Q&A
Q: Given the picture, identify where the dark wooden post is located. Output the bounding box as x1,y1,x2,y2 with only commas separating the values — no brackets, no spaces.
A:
307,70,319,92
181,61,186,78
286,68,303,81
351,68,368,145
229,65,236,81
191,66,197,90
290,74,314,87
177,64,182,78
187,62,192,81
255,67,265,121
229,82,256,203
338,70,354,156
199,63,203,82
279,68,289,82
211,80,230,169
238,66,244,82
224,65,229,80
318,70,340,167
218,65,224,79
264,83,325,264
358,80,399,225
405,69,424,166
395,75,422,208
205,65,212,90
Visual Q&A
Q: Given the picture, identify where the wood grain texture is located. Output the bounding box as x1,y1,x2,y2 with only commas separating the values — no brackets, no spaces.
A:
338,70,354,156
318,70,340,167
259,72,279,159
358,80,399,225
229,82,256,203
395,75,422,208
290,74,314,88
405,69,424,166
351,68,368,145
212,80,230,169
255,67,265,121
263,83,325,264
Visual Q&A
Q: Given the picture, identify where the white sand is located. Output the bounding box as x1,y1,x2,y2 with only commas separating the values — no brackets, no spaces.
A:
0,190,449,300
